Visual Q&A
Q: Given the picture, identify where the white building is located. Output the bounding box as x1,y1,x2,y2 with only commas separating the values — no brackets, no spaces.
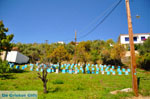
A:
57,41,65,44
118,33,150,44
118,33,150,57
0,51,29,64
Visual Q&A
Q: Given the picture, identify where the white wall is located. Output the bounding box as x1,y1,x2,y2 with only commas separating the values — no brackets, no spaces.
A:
125,51,139,57
0,51,6,61
6,51,29,64
57,41,64,44
120,34,150,44
16,51,29,64
6,51,17,62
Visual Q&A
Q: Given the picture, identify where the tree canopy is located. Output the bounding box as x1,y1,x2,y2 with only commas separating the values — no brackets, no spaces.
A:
0,21,14,52
13,39,126,66
50,45,71,70
137,38,150,70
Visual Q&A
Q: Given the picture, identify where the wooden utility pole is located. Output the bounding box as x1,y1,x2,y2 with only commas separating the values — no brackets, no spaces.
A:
74,30,77,64
125,0,138,96
44,40,48,64
45,40,48,44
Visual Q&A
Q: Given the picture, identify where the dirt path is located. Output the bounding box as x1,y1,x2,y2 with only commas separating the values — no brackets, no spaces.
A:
126,95,150,99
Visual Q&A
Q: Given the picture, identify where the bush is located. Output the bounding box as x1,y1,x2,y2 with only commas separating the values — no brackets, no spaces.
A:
0,59,10,73
52,79,64,84
136,53,150,71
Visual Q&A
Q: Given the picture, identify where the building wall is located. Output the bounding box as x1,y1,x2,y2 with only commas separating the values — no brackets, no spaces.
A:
6,51,29,64
6,51,17,62
125,51,139,57
0,51,6,61
57,41,64,44
120,34,150,44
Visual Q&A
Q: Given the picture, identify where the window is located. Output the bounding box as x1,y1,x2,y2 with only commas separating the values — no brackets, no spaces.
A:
141,36,145,41
125,37,137,42
133,37,137,41
125,37,129,41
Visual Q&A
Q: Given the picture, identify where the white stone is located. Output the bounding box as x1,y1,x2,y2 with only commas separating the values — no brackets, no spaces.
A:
101,71,104,75
120,88,132,92
112,72,116,75
75,70,78,74
56,69,59,73
110,88,132,95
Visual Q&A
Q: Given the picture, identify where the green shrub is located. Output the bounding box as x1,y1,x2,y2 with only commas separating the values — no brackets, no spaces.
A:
75,85,84,90
0,59,10,73
137,53,150,71
52,79,64,84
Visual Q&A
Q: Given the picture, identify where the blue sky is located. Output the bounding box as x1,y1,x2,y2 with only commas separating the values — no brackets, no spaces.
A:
0,0,149,44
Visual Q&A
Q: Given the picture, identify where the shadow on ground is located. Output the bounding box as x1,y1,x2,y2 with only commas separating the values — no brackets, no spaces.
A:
48,87,62,93
137,77,150,89
9,69,29,73
0,74,16,80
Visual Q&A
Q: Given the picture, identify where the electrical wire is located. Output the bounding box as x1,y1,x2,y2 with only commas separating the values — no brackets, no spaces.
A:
77,0,122,36
57,0,123,43
77,0,122,40
13,0,123,43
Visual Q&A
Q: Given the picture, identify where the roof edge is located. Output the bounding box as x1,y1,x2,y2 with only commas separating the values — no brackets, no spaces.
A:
119,33,150,36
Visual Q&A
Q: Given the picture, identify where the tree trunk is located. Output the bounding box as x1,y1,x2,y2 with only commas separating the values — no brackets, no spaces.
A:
83,61,86,74
59,62,61,72
43,81,47,93
38,68,48,94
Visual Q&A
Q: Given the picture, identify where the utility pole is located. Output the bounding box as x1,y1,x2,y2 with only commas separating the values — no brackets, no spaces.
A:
44,40,48,64
74,30,77,64
45,40,48,44
125,0,138,96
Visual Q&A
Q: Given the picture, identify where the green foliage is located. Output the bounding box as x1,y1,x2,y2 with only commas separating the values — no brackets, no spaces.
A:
14,43,40,63
137,38,150,70
0,21,14,52
90,50,100,64
52,79,64,84
101,43,125,66
101,49,111,64
13,39,126,66
90,40,105,64
76,41,91,64
40,43,51,64
137,53,150,70
139,38,150,55
110,44,125,60
50,45,71,70
0,59,9,73
106,39,115,48
14,42,69,63
64,43,75,55
134,44,141,50
1,69,150,98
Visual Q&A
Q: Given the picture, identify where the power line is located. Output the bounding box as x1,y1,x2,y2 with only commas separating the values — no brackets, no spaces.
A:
77,0,122,40
60,37,75,42
13,0,123,43
47,0,123,43
57,0,123,43
77,0,122,36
